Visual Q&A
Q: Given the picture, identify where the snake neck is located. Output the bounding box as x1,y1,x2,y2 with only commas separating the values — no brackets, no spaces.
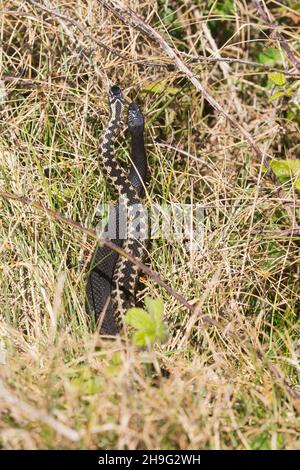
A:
129,134,147,197
100,122,140,206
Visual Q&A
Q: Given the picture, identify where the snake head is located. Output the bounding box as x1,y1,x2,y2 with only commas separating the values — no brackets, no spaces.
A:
128,103,144,134
109,85,124,104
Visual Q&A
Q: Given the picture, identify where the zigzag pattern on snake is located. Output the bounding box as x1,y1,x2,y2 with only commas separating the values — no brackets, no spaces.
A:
85,85,148,334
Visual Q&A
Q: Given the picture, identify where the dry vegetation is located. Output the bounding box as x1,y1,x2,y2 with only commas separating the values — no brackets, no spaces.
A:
0,0,300,450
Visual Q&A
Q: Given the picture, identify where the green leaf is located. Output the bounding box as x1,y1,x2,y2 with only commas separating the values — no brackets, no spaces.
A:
286,87,295,98
155,323,169,343
295,179,300,190
270,159,300,187
124,308,155,331
132,330,156,347
268,72,286,86
143,80,179,95
287,108,300,125
70,373,103,394
162,6,177,26
258,48,283,65
269,90,285,102
270,160,290,177
84,377,103,395
106,352,122,375
125,297,168,347
144,296,164,324
213,0,234,15
286,159,300,174
271,159,300,177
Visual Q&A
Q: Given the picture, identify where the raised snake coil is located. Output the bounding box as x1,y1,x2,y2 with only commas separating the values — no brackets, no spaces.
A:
85,85,148,334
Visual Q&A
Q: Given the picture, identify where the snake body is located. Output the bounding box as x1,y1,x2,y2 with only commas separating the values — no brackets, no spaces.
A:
85,85,147,334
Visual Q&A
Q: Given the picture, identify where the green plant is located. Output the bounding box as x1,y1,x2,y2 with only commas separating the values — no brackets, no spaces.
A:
270,159,300,190
124,297,168,347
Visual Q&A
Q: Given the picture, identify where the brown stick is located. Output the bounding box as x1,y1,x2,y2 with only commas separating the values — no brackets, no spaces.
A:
252,228,300,236
182,54,300,77
0,190,202,317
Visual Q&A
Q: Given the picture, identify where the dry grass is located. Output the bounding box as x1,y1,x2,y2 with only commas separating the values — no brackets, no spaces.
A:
0,0,300,450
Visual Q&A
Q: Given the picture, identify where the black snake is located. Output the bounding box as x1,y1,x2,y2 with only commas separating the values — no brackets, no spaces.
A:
85,85,148,334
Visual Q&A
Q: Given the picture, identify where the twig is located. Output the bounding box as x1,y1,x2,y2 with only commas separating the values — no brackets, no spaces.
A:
0,190,205,318
252,228,300,236
181,54,300,77
97,0,299,229
1,76,43,85
252,0,300,72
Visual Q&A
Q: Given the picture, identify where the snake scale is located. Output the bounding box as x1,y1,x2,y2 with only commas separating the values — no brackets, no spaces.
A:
85,85,148,334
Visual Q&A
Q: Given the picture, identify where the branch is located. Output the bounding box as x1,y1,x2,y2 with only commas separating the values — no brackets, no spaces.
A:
252,228,300,236
181,54,300,78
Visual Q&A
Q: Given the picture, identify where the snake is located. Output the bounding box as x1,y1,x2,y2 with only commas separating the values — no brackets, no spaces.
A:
85,85,148,335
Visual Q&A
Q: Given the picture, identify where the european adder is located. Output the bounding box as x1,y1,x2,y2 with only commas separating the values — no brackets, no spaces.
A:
85,85,148,334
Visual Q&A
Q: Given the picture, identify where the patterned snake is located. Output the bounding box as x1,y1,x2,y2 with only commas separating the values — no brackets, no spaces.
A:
85,85,148,334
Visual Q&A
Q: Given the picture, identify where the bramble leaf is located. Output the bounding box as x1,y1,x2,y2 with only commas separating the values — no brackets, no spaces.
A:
258,48,283,65
143,80,179,95
124,308,155,331
144,296,164,324
269,90,285,102
124,297,168,347
268,72,286,86
133,330,155,347
295,179,300,190
270,159,300,177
